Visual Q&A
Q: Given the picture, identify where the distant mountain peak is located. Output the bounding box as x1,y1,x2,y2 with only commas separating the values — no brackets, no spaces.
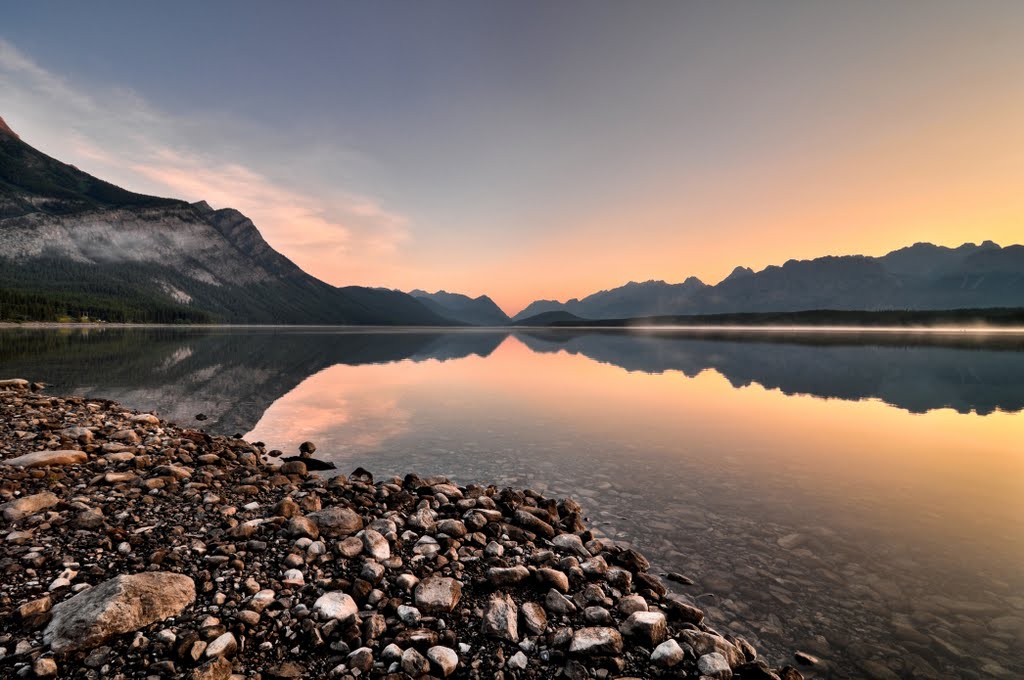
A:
408,288,510,325
191,200,215,214
0,115,19,140
724,266,754,281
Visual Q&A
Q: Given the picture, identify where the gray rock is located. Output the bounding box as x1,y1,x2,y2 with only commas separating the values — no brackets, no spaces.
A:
551,533,591,558
536,567,569,592
569,627,623,655
487,565,530,586
427,646,459,677
617,594,648,615
286,516,319,539
436,518,467,537
680,630,745,668
347,647,373,672
190,657,232,680
664,593,704,624
313,592,358,625
651,639,685,667
398,604,422,626
415,577,462,614
508,650,529,670
205,632,237,658
514,510,555,538
698,652,733,679
584,606,612,625
581,556,609,578
482,593,519,641
522,601,548,635
620,610,667,646
2,491,59,523
44,572,196,653
401,647,430,676
307,506,363,538
362,529,390,560
545,589,578,616
1,450,87,468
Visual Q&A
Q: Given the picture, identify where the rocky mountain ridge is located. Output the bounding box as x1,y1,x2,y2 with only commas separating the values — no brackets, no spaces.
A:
510,241,1024,321
409,290,510,326
0,118,449,325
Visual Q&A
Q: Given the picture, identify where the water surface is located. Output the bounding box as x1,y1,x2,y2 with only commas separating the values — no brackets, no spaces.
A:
1,327,1022,679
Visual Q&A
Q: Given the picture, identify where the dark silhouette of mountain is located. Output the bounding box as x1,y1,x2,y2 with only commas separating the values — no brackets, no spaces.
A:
0,328,506,435
510,242,1024,321
1,329,1020,437
532,308,1024,328
514,277,709,321
409,290,509,326
0,119,449,325
515,329,1024,415
512,310,589,326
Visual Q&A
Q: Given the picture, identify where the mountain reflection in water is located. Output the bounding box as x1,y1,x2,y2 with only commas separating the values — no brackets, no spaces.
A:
2,327,1023,435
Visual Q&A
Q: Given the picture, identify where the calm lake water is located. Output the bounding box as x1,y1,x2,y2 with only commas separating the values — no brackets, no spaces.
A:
2,327,1022,679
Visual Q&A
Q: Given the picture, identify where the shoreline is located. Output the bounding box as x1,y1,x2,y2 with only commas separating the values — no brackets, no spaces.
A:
0,379,805,679
4,320,1024,335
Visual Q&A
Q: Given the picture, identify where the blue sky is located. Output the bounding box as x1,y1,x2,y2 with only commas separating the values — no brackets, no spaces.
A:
3,1,1023,313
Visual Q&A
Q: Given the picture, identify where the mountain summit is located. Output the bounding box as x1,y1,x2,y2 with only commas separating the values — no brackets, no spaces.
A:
0,121,449,324
0,116,19,140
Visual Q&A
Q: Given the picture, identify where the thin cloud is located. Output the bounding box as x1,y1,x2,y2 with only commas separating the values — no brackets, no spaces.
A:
0,38,410,285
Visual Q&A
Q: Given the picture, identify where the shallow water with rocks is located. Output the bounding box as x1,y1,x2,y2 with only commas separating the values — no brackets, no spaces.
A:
1,326,1022,678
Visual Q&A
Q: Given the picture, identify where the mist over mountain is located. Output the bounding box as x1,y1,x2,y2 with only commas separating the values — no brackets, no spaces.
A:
409,289,510,326
0,117,449,325
511,242,1024,321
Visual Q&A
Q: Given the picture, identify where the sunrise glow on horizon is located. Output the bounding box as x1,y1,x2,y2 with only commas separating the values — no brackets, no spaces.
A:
4,2,1023,314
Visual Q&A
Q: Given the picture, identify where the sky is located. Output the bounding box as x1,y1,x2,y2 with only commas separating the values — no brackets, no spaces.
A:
2,1,1023,315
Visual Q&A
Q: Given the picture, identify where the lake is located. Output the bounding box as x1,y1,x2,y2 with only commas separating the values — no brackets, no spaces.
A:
1,326,1021,679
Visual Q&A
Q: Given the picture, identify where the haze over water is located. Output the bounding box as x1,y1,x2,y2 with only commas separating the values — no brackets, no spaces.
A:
2,326,1022,678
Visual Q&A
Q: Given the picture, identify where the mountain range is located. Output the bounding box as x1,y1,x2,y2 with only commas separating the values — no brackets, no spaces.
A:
511,241,1024,322
408,290,510,326
0,116,449,325
2,113,1022,325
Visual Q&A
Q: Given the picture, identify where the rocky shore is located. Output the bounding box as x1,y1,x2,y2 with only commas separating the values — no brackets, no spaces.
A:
0,379,804,679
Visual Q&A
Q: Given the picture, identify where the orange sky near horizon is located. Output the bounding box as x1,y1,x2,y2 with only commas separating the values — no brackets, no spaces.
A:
354,74,1024,315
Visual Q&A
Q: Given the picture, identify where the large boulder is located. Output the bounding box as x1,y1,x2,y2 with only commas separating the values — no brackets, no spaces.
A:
2,450,87,468
2,492,59,523
306,506,363,538
44,572,195,653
